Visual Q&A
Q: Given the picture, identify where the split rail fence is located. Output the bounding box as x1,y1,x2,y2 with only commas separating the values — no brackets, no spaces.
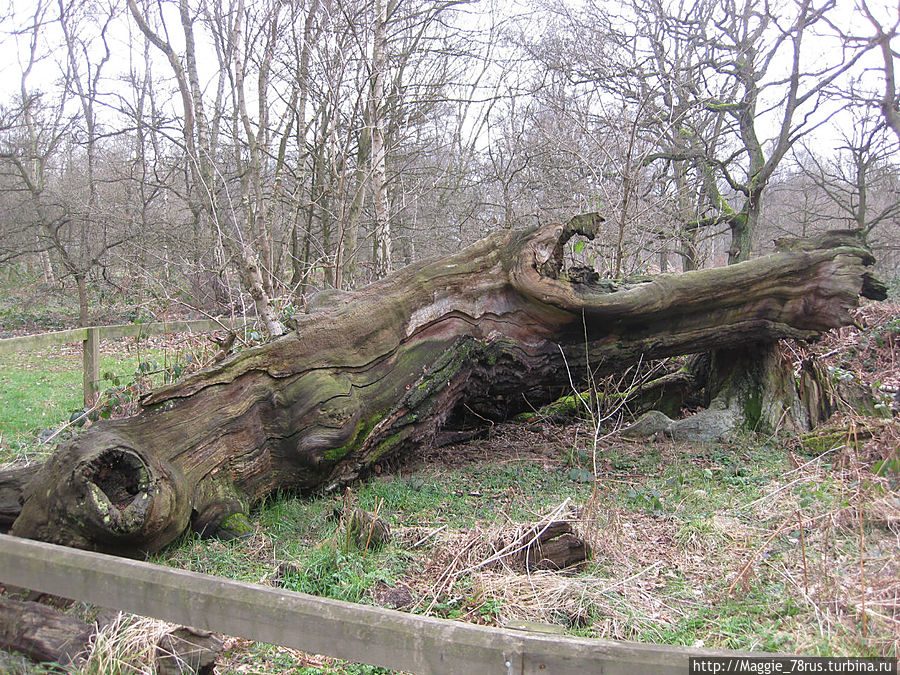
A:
0,319,234,405
0,533,753,674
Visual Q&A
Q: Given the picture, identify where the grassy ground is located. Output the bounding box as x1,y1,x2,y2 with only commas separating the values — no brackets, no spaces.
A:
0,334,218,464
0,307,898,673
144,423,897,671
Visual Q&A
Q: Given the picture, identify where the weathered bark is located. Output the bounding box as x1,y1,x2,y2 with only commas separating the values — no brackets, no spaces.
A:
0,463,33,532
342,506,391,552
155,626,222,675
0,597,92,667
6,217,883,556
518,521,591,572
623,343,813,442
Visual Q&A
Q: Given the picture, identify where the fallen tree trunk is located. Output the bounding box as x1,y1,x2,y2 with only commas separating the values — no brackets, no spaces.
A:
0,463,32,531
5,217,884,555
0,597,92,667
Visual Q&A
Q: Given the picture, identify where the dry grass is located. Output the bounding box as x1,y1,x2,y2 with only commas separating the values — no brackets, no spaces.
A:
393,417,900,655
78,614,175,675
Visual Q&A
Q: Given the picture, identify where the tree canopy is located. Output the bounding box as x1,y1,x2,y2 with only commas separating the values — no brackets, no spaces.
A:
0,0,896,328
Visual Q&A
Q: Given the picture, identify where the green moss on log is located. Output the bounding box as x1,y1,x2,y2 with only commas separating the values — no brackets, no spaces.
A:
370,432,406,461
743,385,763,431
800,431,847,455
218,512,254,539
514,393,587,422
799,424,876,455
323,413,384,462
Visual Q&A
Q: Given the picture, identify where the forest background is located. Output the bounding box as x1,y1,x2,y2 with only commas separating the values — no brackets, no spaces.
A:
0,0,897,333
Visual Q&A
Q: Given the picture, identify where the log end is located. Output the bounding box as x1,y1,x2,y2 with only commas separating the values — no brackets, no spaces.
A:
155,626,222,675
862,272,889,301
519,521,592,571
12,432,192,555
0,463,38,533
0,596,93,667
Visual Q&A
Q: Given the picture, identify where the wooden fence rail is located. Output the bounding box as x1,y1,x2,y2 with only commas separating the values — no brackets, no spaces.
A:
0,534,753,674
0,319,233,405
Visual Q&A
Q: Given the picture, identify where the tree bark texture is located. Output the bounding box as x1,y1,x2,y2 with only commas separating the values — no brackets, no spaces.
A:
0,597,92,667
6,217,883,556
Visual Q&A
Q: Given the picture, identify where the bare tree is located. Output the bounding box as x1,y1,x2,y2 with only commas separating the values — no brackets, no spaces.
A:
515,0,708,274
532,0,872,267
369,0,392,278
649,0,872,262
0,0,127,327
858,0,900,141
126,0,286,337
781,111,900,275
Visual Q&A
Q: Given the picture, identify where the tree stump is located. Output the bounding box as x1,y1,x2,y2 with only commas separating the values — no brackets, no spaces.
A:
519,521,591,571
155,626,222,675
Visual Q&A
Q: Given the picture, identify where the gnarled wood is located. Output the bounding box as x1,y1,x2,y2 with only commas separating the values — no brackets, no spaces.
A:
518,521,591,571
0,596,91,667
6,217,882,555
0,463,34,532
156,627,222,675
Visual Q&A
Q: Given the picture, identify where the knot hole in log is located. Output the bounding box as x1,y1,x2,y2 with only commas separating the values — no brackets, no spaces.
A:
75,446,156,538
80,448,149,508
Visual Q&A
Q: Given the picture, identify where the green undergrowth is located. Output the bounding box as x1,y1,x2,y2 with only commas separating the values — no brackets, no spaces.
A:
0,283,81,334
139,427,898,673
0,340,200,464
0,275,161,336
3,420,897,672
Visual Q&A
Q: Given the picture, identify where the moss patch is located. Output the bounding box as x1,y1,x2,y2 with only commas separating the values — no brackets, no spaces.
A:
742,383,763,431
323,413,383,461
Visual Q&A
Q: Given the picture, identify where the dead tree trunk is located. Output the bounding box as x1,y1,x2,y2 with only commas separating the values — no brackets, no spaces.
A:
6,216,884,556
0,597,92,667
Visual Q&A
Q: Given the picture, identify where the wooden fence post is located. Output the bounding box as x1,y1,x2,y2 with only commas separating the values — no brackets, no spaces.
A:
82,327,99,407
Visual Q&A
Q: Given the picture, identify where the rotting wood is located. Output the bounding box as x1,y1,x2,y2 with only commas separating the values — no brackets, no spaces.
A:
4,219,884,556
0,463,32,532
343,506,391,551
155,626,222,675
0,533,765,675
0,595,92,667
517,521,591,571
